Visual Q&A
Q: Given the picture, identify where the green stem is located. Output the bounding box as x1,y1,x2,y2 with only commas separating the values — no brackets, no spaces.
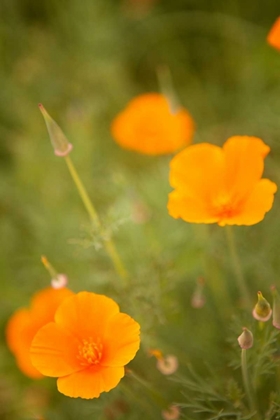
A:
225,226,251,309
127,370,167,407
64,155,128,283
41,255,58,279
64,155,100,227
241,349,260,420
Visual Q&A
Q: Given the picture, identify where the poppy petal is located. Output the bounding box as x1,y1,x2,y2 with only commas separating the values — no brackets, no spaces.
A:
168,190,219,224
31,287,74,325
111,93,194,155
57,366,124,399
267,17,280,51
218,179,277,226
102,313,140,367
54,292,120,339
6,309,43,378
169,143,225,200
223,136,269,203
30,322,82,377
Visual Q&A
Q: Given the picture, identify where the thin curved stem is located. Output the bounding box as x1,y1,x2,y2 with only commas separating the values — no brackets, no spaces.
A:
64,155,128,283
225,226,251,309
241,349,260,420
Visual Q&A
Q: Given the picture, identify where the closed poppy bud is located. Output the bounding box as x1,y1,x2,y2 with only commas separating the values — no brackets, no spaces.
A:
271,286,280,329
252,291,272,322
237,328,253,350
39,104,73,157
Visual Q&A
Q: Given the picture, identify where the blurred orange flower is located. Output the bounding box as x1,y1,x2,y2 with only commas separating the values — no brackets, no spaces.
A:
30,292,140,399
6,287,74,378
267,17,280,51
168,136,277,226
111,93,195,155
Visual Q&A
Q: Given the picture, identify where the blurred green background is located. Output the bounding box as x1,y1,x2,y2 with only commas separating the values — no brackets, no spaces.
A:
1,0,280,419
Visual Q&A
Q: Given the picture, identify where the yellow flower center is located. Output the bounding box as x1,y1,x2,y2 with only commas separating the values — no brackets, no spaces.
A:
212,193,235,220
77,337,103,367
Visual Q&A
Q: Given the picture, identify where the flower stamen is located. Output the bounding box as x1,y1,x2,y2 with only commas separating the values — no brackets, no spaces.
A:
77,337,103,366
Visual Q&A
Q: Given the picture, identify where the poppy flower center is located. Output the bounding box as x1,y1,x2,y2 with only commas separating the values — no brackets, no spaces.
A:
77,337,103,367
213,193,235,219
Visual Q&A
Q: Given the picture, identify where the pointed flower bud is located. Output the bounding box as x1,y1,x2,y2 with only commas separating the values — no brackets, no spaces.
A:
38,104,73,157
252,291,272,322
271,286,280,329
237,327,253,349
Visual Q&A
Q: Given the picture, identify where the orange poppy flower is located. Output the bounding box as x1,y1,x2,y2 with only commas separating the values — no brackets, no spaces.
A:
168,136,277,226
6,287,74,378
111,93,195,155
30,292,140,399
267,17,280,51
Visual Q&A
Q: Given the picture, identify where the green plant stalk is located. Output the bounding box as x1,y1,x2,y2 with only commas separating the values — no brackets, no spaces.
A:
241,349,260,420
41,255,58,279
127,370,168,408
64,155,128,282
225,226,251,309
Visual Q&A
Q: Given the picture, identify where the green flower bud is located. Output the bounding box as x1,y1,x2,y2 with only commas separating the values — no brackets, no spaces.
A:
252,291,272,322
237,327,253,350
39,104,73,156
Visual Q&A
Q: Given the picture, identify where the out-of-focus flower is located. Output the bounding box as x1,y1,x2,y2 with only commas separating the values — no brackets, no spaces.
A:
252,291,272,322
39,104,73,157
267,17,280,51
111,93,195,155
149,349,178,375
6,287,74,378
168,136,277,226
271,286,280,329
131,198,151,224
122,0,159,18
30,292,140,399
162,404,181,420
237,328,253,350
191,277,206,308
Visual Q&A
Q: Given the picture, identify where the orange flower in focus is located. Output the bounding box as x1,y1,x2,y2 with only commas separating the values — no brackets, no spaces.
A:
168,136,277,226
6,287,74,378
30,292,140,399
267,17,280,51
111,93,195,155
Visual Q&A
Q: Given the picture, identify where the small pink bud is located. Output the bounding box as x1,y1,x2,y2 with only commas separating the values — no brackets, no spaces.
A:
237,327,253,349
162,405,180,420
156,355,178,375
252,291,272,322
38,104,73,157
51,274,68,289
